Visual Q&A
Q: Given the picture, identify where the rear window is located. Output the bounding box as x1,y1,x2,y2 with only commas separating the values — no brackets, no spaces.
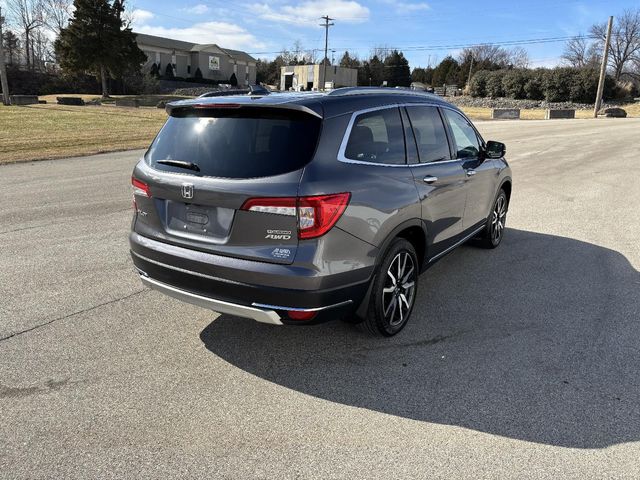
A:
146,107,321,178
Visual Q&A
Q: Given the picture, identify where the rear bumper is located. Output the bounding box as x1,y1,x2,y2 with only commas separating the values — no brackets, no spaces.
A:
141,275,284,325
130,232,373,324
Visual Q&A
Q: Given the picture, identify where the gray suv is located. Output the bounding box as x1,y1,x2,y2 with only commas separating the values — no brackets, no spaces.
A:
130,87,512,336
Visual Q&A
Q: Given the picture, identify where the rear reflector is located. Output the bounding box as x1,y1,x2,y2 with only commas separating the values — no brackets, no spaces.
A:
287,310,317,321
132,177,151,198
240,193,350,239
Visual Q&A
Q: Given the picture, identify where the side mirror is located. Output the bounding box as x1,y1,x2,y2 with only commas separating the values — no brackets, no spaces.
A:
485,141,506,159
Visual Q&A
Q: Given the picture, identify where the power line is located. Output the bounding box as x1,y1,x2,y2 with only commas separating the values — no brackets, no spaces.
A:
247,34,601,56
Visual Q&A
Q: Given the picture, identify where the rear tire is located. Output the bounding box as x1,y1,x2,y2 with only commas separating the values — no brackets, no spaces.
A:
362,238,418,336
478,189,508,249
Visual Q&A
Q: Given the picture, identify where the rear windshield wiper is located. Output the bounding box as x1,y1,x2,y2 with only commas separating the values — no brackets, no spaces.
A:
156,159,201,172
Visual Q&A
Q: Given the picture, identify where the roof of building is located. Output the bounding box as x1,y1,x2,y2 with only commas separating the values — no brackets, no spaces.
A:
134,33,196,52
220,48,257,64
190,44,226,53
133,33,257,63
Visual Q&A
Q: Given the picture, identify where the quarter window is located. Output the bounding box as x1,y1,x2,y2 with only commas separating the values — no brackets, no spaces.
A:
344,108,406,165
443,109,480,159
406,106,451,163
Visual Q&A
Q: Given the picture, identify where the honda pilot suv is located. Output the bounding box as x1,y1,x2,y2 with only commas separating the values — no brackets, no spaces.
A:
130,87,512,336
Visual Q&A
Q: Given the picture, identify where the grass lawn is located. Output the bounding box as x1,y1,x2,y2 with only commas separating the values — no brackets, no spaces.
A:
461,103,640,120
38,93,191,107
0,103,167,164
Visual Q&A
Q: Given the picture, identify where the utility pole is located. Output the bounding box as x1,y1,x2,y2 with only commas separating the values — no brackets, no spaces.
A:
319,15,334,91
466,53,474,87
593,16,613,118
0,7,11,105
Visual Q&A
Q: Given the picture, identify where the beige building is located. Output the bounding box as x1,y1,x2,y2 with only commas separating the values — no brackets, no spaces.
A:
135,33,257,85
280,65,358,91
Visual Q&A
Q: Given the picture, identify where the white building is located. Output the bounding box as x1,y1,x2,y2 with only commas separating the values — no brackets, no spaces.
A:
135,33,257,85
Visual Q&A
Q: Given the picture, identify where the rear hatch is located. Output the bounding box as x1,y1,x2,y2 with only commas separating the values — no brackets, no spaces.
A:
132,102,322,265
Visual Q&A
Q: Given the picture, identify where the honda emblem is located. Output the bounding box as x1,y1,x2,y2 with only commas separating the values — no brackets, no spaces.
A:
181,184,194,199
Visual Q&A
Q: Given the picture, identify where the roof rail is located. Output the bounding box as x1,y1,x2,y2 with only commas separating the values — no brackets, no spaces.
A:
327,87,438,98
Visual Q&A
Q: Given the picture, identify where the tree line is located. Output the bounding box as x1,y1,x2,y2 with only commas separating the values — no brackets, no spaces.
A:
256,46,413,88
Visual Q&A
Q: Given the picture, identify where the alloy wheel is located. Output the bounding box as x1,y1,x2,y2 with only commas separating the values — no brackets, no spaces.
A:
491,195,507,243
381,252,416,327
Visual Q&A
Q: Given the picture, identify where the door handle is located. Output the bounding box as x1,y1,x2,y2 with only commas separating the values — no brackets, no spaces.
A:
423,176,438,184
466,169,477,177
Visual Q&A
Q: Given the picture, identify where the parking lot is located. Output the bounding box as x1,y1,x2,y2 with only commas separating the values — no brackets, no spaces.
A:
1,118,639,478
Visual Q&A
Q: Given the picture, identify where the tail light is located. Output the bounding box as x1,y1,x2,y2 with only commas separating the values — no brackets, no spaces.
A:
131,177,151,211
241,193,350,240
287,310,317,321
132,177,151,197
297,193,351,239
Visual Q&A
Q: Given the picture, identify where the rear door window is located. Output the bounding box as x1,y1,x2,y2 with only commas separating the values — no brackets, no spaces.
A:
344,107,406,165
405,106,451,163
146,107,321,179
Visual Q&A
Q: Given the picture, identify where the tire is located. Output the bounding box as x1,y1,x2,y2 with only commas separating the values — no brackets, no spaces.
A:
478,189,508,249
362,238,419,336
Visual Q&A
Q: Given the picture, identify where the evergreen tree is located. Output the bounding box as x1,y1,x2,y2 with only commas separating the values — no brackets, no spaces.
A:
54,0,146,97
368,55,384,86
229,72,238,86
383,50,411,87
411,67,434,85
3,30,20,65
431,56,461,86
339,51,360,69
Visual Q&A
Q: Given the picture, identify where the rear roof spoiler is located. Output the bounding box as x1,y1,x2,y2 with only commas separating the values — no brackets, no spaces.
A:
165,101,323,119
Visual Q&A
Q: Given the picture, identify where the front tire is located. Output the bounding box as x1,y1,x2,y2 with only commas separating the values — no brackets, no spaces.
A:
362,238,419,336
478,189,508,249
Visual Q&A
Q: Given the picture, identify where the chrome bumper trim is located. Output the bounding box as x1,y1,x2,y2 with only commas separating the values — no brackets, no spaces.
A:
251,300,352,312
139,275,283,325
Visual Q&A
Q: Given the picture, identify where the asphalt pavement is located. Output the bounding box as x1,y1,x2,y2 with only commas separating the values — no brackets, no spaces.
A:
1,118,639,478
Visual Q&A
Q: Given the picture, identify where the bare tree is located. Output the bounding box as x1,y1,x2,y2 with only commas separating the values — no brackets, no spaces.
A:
508,47,530,68
42,0,71,35
591,9,640,80
562,35,600,68
32,26,51,69
6,0,43,69
475,44,510,66
305,48,318,64
291,39,304,62
371,45,392,62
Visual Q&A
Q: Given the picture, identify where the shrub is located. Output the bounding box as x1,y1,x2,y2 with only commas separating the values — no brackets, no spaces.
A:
502,69,526,99
523,69,545,100
194,67,203,79
568,68,598,103
141,73,160,94
165,63,175,78
543,68,573,102
149,63,160,77
229,72,238,86
485,70,505,98
468,70,489,97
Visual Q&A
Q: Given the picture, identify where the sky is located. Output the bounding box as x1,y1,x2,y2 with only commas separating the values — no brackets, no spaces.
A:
129,0,639,68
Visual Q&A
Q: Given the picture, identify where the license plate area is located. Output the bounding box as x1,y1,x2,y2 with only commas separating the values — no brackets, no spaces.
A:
164,200,234,243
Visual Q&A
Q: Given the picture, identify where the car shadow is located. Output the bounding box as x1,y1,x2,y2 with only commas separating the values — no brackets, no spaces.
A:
199,228,640,449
